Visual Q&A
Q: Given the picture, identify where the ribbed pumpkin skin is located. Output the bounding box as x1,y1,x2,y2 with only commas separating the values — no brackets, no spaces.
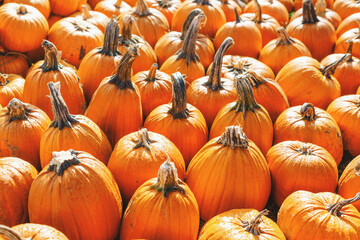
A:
336,13,360,37
28,151,123,240
4,0,51,19
267,141,338,206
47,14,62,28
244,0,289,26
0,51,31,78
49,0,85,16
335,29,360,59
327,95,360,156
274,104,343,164
11,223,69,239
186,137,271,221
198,209,286,240
294,0,333,11
333,0,360,20
0,157,38,227
278,191,360,240
0,3,49,53
0,74,25,107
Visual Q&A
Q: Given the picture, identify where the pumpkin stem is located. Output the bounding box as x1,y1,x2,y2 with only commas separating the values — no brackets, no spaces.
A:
48,82,78,130
48,150,81,176
302,0,319,24
120,15,134,41
217,125,249,149
315,0,326,15
207,37,234,91
100,16,121,56
355,161,360,176
300,103,316,121
133,128,156,151
196,0,211,5
108,44,139,89
158,0,172,8
246,70,267,88
146,63,158,82
241,209,270,235
180,9,204,39
115,0,123,7
0,225,28,240
135,0,151,16
17,4,28,14
40,40,62,72
0,73,9,86
168,72,189,119
345,39,354,62
151,158,185,197
235,8,242,23
6,98,31,122
295,143,313,155
81,5,92,20
327,193,360,217
253,0,263,23
321,53,351,78
230,74,261,117
276,27,293,45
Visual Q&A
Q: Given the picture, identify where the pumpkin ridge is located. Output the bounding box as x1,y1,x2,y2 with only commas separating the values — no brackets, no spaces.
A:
47,150,81,176
6,98,31,122
326,193,360,217
40,40,62,72
99,16,120,56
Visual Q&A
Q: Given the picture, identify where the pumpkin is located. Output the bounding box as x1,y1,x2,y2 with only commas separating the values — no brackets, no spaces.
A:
0,157,38,226
219,0,243,22
119,0,169,48
333,0,360,20
357,86,360,94
187,125,271,221
154,9,215,69
23,40,86,119
240,0,280,47
267,141,338,206
0,99,51,170
85,45,143,147
210,74,273,156
160,15,205,84
39,82,112,168
71,5,109,32
0,3,48,53
150,0,181,26
132,63,172,117
0,48,31,78
274,103,343,164
49,0,85,16
144,72,208,165
107,128,185,204
78,17,122,103
94,0,131,17
47,14,62,28
321,41,360,95
198,209,285,239
277,0,293,12
259,27,312,75
244,0,289,26
214,9,262,58
275,56,347,109
278,191,360,239
336,13,360,37
187,37,237,127
0,73,25,107
118,15,157,74
25,46,45,64
0,223,69,240
88,0,102,8
327,94,360,157
3,0,50,19
28,150,122,240
294,0,333,11
171,0,226,38
286,0,336,61
119,158,199,240
334,21,360,59
47,17,104,68
246,71,289,123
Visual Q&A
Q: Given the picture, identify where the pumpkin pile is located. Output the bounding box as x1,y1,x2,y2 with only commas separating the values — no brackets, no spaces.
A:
1,0,360,239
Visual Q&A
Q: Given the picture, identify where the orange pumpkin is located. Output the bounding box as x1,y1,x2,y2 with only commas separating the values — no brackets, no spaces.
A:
149,0,181,26
274,103,343,164
47,14,62,28
327,94,360,157
267,141,338,206
278,191,360,239
119,159,199,240
336,13,360,37
278,0,293,12
0,223,69,240
294,0,333,11
154,9,215,69
23,40,86,119
0,99,51,170
49,0,85,16
144,72,208,165
0,3,48,53
132,63,172,117
0,73,25,107
333,0,360,20
199,209,286,239
259,27,312,75
0,48,31,78
71,5,109,32
210,75,273,156
3,0,51,19
94,0,132,18
0,157,38,226
78,17,123,103
85,45,143,147
244,0,289,26
28,150,123,240
287,0,336,61
186,125,271,221
335,21,360,59
187,37,237,127
88,0,102,8
357,86,360,94
219,0,243,22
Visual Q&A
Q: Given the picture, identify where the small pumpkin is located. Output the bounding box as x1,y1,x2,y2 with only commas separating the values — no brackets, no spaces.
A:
0,73,25,107
335,20,360,59
333,0,360,20
94,0,132,18
244,0,289,26
0,223,69,240
336,13,360,37
71,5,110,32
274,103,343,164
0,48,31,78
49,0,85,16
3,0,51,19
0,157,38,227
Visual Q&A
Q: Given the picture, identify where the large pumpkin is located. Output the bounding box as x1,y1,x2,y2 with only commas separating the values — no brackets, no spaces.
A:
186,125,271,221
28,150,123,240
0,224,69,240
3,0,51,19
71,5,109,32
0,73,24,107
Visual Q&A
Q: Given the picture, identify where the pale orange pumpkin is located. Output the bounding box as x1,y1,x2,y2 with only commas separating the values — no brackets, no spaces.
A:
0,73,25,107
94,0,132,18
244,0,289,26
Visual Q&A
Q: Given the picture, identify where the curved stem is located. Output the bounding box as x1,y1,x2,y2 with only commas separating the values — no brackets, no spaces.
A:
180,9,204,39
276,27,293,45
146,63,158,82
48,150,81,176
246,70,266,88
327,193,360,217
235,8,242,23
115,0,123,8
133,128,156,151
0,73,8,86
48,82,79,130
302,0,319,24
241,210,270,235
81,5,91,20
40,40,61,72
300,103,316,121
168,72,188,119
135,0,151,16
217,125,249,149
17,5,28,14
150,158,185,197
321,53,351,78
0,225,26,240
207,37,234,91
345,39,354,62
315,0,326,15
100,16,120,56
6,98,31,122
253,0,263,23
